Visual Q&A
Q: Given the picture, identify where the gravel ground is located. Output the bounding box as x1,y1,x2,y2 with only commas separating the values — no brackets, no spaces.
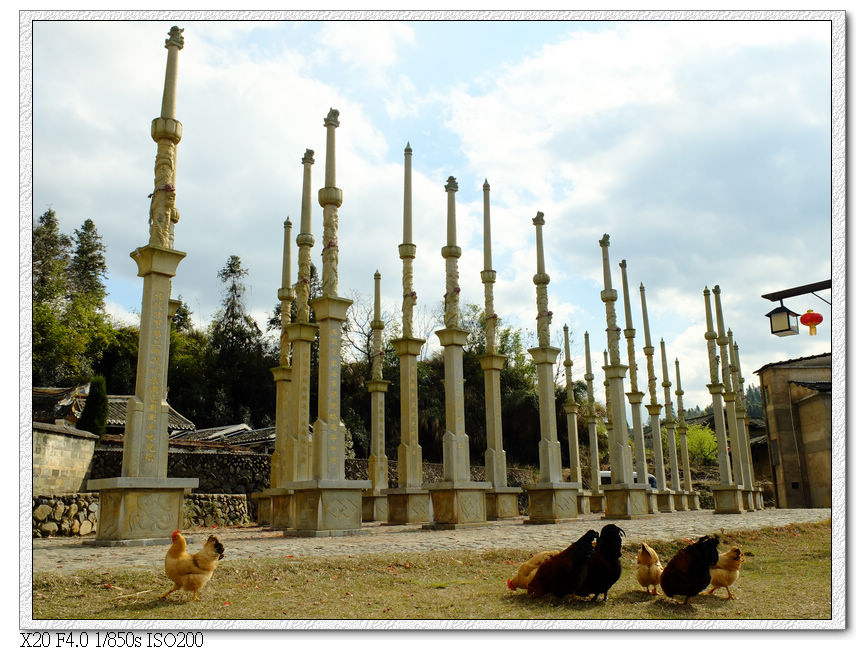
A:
30,507,831,575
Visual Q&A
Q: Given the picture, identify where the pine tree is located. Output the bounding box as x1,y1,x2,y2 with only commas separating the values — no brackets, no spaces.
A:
68,218,108,307
32,208,71,305
77,375,109,437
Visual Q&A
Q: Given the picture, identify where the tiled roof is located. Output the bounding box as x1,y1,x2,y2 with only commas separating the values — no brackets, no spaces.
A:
792,380,832,393
227,427,276,446
106,395,196,431
32,385,90,423
33,421,98,440
753,352,831,375
170,423,251,441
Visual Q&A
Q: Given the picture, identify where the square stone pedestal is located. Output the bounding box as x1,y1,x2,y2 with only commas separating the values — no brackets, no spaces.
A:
362,490,388,522
262,488,294,530
686,491,702,510
711,484,745,514
653,489,674,512
85,477,198,546
283,480,370,537
752,490,764,509
383,487,431,524
742,490,756,511
249,491,272,525
424,481,492,529
646,490,659,514
524,483,582,524
589,491,606,513
485,486,522,520
602,483,651,520
672,491,690,511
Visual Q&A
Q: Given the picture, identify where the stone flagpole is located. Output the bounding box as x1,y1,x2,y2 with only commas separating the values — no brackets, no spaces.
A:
563,325,591,513
286,109,370,536
584,332,605,512
703,287,743,514
362,271,389,521
479,180,521,520
675,358,699,509
524,213,579,524
598,235,649,519
733,340,763,509
640,283,671,512
87,26,198,545
713,285,751,511
660,339,687,511
619,261,650,492
728,328,756,511
427,176,491,528
384,142,430,525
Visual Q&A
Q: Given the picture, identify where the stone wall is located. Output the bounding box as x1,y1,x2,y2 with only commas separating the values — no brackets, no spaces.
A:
33,424,98,495
33,492,251,537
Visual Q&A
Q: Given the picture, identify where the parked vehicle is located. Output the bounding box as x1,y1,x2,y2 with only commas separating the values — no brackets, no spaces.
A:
599,470,657,489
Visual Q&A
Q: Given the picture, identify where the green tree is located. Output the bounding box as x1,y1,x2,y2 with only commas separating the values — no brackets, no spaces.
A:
32,209,71,305
686,423,718,465
68,219,108,307
77,375,109,438
745,384,764,419
200,255,277,428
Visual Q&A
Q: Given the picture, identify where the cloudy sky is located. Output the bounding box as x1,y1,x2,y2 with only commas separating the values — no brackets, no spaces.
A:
29,15,836,411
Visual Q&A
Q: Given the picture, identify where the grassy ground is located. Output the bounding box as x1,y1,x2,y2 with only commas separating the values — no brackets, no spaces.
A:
32,519,831,621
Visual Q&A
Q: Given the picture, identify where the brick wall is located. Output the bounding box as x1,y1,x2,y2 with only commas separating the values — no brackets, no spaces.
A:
33,424,98,495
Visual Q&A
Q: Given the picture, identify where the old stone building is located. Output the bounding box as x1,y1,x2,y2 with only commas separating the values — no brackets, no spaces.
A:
755,352,831,508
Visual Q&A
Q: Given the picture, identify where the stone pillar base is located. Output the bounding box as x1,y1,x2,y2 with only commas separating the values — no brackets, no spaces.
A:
362,491,388,522
524,483,582,524
485,486,522,520
646,490,659,514
672,491,690,511
85,477,198,546
711,484,745,514
602,483,652,520
383,487,431,524
424,481,492,529
282,480,370,537
752,490,764,509
742,490,756,511
686,492,702,510
260,488,294,530
249,491,272,525
653,489,674,513
589,491,606,513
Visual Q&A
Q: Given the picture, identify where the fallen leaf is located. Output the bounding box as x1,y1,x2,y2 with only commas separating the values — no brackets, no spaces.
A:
223,601,232,606
283,555,295,558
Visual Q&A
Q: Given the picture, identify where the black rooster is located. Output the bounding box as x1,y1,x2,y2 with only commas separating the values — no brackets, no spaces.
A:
526,529,599,597
574,523,626,601
660,535,721,604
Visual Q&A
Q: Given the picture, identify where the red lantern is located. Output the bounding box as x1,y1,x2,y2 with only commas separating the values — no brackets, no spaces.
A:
800,309,823,336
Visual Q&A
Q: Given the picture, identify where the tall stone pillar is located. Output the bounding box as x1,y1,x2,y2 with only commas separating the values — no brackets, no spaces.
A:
363,271,389,521
562,326,591,513
260,216,296,528
479,180,521,520
714,285,752,511
675,359,699,510
584,332,605,512
661,339,687,511
425,176,491,529
703,288,743,514
524,213,580,524
285,109,370,537
733,340,763,509
619,262,651,493
728,329,756,511
384,143,430,524
640,283,672,512
598,235,649,519
87,26,197,545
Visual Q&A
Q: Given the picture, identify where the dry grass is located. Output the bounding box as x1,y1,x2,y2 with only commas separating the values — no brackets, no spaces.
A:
32,519,831,621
